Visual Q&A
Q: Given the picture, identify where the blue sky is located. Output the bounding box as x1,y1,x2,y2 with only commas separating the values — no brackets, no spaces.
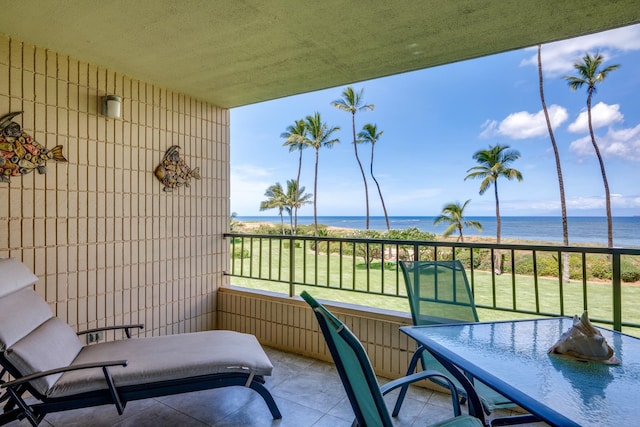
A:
230,24,640,217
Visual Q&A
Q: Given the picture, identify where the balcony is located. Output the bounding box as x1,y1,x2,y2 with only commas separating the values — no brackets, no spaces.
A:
217,233,640,406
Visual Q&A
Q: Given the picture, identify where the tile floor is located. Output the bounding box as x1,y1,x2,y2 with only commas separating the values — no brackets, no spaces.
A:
4,347,546,426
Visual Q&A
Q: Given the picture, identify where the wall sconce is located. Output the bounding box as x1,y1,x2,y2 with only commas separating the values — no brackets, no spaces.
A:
102,95,122,119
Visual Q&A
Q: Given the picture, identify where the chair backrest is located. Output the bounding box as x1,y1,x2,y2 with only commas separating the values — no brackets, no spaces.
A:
0,258,84,396
300,291,393,427
400,260,478,324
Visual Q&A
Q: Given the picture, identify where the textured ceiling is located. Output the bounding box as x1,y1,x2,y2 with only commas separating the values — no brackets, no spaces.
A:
0,0,638,108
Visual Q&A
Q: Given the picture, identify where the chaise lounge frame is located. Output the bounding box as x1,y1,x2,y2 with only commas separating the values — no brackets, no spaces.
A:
0,258,281,426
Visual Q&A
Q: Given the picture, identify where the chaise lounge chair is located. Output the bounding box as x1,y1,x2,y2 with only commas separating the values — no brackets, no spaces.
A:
0,258,281,426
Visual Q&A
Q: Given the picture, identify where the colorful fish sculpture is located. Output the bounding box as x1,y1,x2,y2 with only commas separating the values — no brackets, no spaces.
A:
154,145,201,191
0,111,67,183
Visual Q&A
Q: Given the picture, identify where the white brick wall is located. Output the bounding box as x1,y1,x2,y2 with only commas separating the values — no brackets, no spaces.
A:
0,35,229,337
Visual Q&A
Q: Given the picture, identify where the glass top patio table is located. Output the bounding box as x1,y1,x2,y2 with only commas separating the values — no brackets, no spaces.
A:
400,318,640,427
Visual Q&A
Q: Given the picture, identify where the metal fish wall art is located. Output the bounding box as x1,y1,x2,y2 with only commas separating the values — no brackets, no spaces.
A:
0,111,67,183
154,145,201,191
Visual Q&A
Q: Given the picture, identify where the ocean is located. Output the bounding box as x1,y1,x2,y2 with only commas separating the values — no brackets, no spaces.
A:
235,216,640,248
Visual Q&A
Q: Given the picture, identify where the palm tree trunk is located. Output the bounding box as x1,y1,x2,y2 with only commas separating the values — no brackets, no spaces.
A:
538,44,570,281
294,150,303,235
279,210,285,235
289,211,294,233
494,182,502,273
352,114,370,229
370,144,390,231
313,148,319,236
587,93,613,248
494,182,501,244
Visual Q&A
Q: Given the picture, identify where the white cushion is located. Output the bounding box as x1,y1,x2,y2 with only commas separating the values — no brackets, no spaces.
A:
5,317,83,396
0,288,54,351
0,258,38,298
49,330,273,398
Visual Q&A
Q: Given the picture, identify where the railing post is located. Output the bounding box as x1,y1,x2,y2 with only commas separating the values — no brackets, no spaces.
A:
612,250,622,331
289,236,296,297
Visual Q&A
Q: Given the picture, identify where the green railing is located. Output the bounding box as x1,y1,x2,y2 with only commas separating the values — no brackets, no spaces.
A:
224,233,640,333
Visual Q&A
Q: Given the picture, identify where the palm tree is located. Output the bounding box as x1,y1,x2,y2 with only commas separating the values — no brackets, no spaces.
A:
564,52,619,249
358,123,390,230
285,179,312,234
465,145,523,271
538,44,570,281
281,119,310,234
259,182,287,234
304,112,340,235
332,87,374,229
433,200,482,242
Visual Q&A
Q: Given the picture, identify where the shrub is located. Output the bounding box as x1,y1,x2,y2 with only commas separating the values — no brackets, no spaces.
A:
233,247,250,259
454,248,486,269
621,270,640,283
536,257,560,277
294,224,314,235
514,257,534,275
463,249,493,271
347,230,385,265
386,227,436,241
589,259,612,280
349,230,383,239
282,241,301,249
254,224,281,235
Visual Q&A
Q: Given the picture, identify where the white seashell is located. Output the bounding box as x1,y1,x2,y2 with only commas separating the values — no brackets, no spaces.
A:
549,311,615,362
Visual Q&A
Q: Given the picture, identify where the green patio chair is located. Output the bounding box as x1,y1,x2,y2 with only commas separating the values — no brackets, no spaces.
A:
401,260,479,325
301,290,484,427
396,261,537,426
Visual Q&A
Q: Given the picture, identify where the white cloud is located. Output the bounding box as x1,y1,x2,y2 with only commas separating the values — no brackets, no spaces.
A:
566,194,640,211
566,196,606,210
479,119,498,138
569,135,593,157
500,105,568,139
491,194,640,215
567,102,624,133
569,124,640,160
521,24,640,76
480,105,568,139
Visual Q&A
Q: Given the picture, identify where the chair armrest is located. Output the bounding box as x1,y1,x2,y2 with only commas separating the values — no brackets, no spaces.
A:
381,369,463,416
1,360,128,389
77,324,144,339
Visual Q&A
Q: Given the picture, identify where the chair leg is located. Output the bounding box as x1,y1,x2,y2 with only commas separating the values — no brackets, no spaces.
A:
4,387,42,427
0,408,23,426
392,345,425,417
248,379,282,419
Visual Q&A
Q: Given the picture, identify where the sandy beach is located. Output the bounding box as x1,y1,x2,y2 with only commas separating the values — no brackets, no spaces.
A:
232,220,552,245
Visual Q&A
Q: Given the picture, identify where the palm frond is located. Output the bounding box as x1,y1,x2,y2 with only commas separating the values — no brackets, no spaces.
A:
442,223,457,237
332,86,374,114
464,220,483,232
